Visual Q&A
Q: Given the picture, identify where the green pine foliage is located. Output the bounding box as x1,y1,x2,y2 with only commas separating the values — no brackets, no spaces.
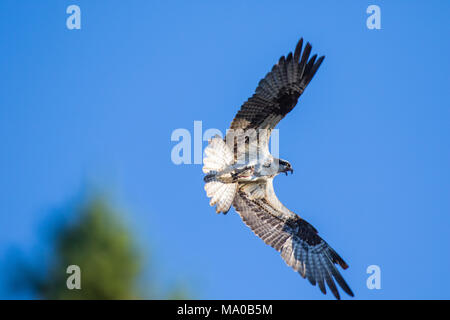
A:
36,197,142,299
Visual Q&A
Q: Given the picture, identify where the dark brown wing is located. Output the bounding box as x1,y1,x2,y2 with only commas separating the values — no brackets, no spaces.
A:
232,182,353,300
229,38,324,132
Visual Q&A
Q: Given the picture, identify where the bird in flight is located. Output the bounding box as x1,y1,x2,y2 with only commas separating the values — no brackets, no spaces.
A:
202,38,353,300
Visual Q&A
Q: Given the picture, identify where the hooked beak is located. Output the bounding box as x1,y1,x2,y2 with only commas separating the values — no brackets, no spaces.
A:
284,168,294,176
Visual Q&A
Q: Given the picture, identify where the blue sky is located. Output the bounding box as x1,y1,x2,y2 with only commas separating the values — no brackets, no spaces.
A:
1,1,450,299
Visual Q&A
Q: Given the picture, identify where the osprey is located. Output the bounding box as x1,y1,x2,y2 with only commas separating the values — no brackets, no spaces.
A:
202,38,353,300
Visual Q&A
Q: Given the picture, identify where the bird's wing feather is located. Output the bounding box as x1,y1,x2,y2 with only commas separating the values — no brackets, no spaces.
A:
225,39,324,162
233,179,353,300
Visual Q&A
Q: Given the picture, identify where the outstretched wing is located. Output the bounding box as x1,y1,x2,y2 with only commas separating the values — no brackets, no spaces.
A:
233,179,353,300
226,38,324,161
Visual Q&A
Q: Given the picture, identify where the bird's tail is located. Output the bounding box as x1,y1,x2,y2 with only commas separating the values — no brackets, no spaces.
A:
203,135,237,214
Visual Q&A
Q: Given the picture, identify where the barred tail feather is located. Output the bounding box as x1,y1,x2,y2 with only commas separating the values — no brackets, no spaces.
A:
203,135,237,214
202,135,234,173
205,180,237,214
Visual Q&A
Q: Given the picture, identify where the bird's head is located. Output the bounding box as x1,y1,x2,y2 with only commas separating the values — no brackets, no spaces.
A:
277,159,293,176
